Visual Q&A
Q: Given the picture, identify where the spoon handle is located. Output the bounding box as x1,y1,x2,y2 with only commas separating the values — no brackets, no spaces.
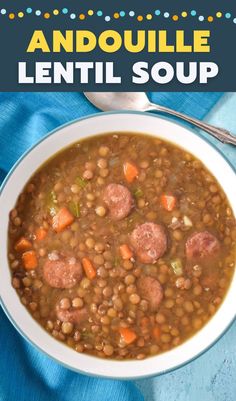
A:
148,103,236,146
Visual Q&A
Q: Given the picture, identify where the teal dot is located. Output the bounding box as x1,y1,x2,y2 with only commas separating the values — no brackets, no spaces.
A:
62,8,68,14
129,11,135,17
35,10,41,16
97,10,103,16
155,10,161,16
164,12,169,18
191,10,196,16
120,11,125,17
26,8,32,14
0,9,6,15
199,15,204,21
225,13,231,19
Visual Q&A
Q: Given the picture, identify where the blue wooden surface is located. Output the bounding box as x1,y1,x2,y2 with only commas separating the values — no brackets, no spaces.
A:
135,93,236,401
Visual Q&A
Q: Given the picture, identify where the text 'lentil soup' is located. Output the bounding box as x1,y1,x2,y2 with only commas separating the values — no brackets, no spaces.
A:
8,133,236,360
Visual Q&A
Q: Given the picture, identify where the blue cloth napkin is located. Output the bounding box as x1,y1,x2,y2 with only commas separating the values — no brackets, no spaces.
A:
0,92,223,401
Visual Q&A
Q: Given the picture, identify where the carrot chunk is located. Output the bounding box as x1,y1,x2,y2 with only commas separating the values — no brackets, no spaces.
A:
119,327,137,344
161,194,177,211
15,237,32,252
82,257,96,280
123,162,139,183
52,207,74,233
119,244,133,260
152,326,161,340
22,250,38,270
35,227,47,241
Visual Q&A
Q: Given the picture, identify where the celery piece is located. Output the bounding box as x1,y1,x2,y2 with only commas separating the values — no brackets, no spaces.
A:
68,201,80,218
76,176,88,188
171,259,183,276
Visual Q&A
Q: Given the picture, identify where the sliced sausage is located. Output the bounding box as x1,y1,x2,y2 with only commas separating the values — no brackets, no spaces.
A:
56,305,88,324
130,222,167,264
185,231,220,260
43,256,83,288
103,183,133,220
137,276,163,311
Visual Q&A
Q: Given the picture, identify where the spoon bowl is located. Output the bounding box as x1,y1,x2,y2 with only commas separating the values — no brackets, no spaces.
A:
84,92,151,111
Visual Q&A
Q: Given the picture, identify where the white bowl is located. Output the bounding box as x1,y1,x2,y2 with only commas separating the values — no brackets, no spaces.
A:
0,112,235,379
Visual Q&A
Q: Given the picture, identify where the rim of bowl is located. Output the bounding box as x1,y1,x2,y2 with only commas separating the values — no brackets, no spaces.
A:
0,110,235,380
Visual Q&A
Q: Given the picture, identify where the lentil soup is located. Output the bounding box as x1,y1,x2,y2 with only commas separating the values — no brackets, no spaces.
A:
8,133,236,360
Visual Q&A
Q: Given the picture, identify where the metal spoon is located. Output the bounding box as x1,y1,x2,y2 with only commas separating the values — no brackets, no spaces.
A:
84,92,236,146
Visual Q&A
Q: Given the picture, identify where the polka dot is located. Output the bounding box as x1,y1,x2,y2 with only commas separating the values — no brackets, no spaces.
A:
146,14,152,20
120,11,125,17
9,13,15,20
114,12,119,19
44,13,50,19
129,11,135,17
191,10,197,16
233,18,236,23
225,13,231,19
26,8,32,14
79,14,85,20
182,11,187,18
199,16,204,21
35,10,41,16
18,12,24,18
53,9,59,16
172,15,179,21
97,10,103,16
62,8,68,14
137,15,143,21
164,12,169,18
88,10,94,16
0,9,7,15
155,10,161,16
216,12,222,18
105,16,110,22
208,16,213,22
70,13,76,20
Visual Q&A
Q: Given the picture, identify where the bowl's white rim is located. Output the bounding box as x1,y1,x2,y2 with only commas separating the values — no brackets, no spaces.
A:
0,111,235,380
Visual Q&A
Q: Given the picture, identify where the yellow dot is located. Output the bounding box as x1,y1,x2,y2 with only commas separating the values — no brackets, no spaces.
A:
208,16,213,22
137,15,143,21
216,12,222,18
9,13,15,20
172,15,179,21
44,13,50,19
18,12,24,18
181,11,187,18
146,14,152,20
53,9,59,16
114,12,119,19
88,10,94,16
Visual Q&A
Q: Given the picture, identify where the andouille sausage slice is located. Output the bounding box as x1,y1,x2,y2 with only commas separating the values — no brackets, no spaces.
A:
130,222,167,264
43,256,83,288
56,305,88,324
137,276,163,311
185,231,220,260
103,183,133,220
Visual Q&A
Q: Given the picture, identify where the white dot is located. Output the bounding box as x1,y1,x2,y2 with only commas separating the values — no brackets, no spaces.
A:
1,9,6,15
70,13,76,19
199,16,204,21
129,11,135,17
233,18,236,23
35,10,41,16
105,16,110,21
164,12,169,18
